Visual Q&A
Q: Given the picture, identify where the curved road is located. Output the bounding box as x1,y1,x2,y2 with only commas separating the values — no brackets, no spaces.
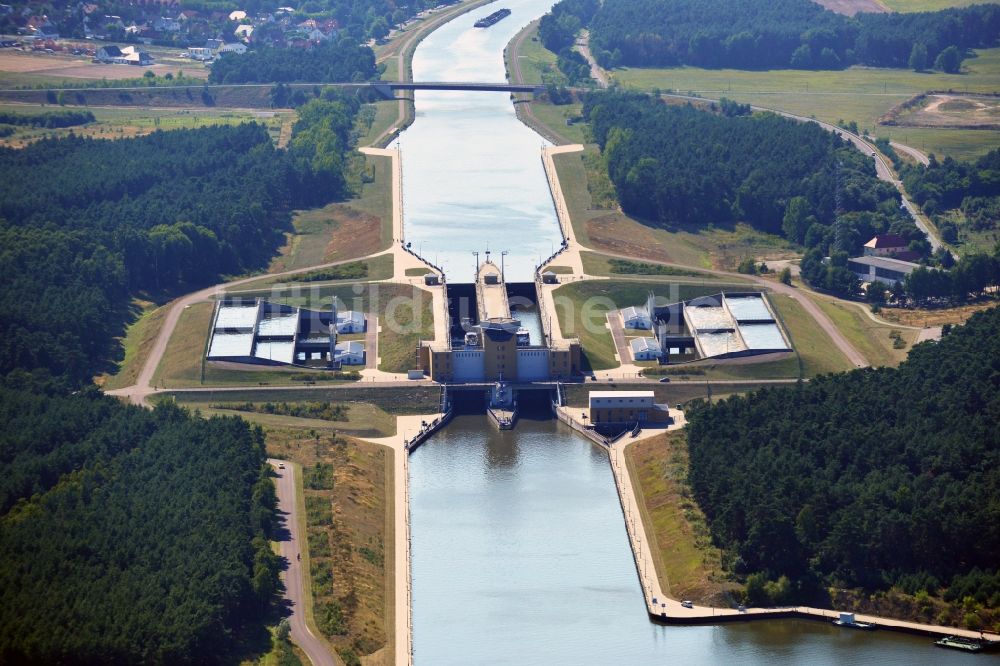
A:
270,459,338,666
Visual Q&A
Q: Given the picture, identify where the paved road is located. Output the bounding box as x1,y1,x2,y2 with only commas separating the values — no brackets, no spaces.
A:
269,459,338,666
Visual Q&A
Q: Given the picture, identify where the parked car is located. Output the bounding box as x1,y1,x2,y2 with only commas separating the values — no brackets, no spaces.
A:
658,377,670,383
278,463,285,470
681,600,693,608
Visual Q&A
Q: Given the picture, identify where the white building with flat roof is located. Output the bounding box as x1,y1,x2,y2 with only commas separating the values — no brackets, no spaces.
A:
630,337,661,361
621,305,652,330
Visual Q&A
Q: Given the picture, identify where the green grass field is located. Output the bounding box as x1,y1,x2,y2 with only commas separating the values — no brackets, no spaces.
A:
804,290,918,367
769,293,854,376
356,99,400,146
610,47,1000,159
508,23,562,87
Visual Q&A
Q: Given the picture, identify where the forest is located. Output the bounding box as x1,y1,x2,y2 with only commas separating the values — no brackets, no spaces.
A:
542,0,1000,71
209,38,377,84
685,305,1000,606
583,92,912,257
901,148,1000,248
0,93,364,385
0,380,281,663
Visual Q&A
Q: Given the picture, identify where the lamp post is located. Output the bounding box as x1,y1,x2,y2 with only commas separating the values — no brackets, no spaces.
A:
501,250,508,284
472,251,479,278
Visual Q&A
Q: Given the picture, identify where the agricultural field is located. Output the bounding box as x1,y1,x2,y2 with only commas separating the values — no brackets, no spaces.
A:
0,48,206,88
610,47,1000,160
0,103,287,147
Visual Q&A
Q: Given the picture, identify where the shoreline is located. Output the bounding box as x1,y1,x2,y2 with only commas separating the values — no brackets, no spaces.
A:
588,407,1000,642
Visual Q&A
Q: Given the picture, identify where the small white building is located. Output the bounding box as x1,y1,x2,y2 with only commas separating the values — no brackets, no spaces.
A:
335,310,366,334
630,337,661,361
621,305,652,330
589,390,655,423
218,42,247,55
334,340,365,365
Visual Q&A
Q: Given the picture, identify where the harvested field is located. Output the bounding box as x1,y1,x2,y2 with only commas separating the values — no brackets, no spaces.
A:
878,301,998,327
0,50,206,80
882,93,1000,129
813,0,888,15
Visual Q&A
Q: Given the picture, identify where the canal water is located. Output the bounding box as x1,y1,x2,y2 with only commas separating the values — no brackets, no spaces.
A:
398,0,564,282
401,4,973,665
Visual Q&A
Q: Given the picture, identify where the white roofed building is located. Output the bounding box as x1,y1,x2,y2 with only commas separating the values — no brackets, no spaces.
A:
622,305,652,330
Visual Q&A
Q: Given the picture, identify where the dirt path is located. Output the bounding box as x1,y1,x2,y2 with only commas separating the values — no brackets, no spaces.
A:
575,30,609,88
269,459,340,666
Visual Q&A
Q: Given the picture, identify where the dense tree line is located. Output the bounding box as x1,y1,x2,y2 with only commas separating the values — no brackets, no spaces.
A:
0,110,95,128
900,148,1000,246
685,306,1000,602
0,95,364,384
0,381,280,663
583,91,912,260
209,39,377,84
543,0,1000,71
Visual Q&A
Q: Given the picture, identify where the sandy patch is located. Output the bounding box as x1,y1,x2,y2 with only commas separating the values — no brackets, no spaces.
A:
882,93,1000,129
812,0,888,15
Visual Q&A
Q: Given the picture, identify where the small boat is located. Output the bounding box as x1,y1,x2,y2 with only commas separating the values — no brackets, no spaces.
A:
474,8,511,28
935,635,1000,653
833,612,876,631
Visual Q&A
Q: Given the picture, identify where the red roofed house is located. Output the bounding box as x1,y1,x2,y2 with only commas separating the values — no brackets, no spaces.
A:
863,234,908,257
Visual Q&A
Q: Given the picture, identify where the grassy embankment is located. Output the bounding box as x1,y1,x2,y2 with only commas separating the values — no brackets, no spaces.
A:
552,146,798,271
801,288,918,367
183,401,397,439
611,47,1000,160
269,151,394,273
265,428,393,666
625,431,741,606
98,297,169,390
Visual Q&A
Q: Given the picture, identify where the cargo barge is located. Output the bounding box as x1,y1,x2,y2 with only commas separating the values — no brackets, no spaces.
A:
474,8,511,28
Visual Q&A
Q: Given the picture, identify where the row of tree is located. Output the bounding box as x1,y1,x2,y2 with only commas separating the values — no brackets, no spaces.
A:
685,305,1000,601
209,38,377,84
0,93,366,384
0,109,95,128
542,0,1000,71
0,380,280,662
582,91,913,256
